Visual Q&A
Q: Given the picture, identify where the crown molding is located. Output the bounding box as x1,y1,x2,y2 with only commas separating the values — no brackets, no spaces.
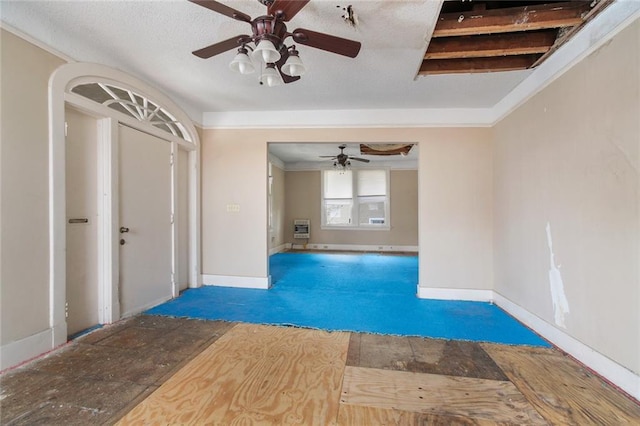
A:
0,21,76,63
268,153,285,170
202,107,495,129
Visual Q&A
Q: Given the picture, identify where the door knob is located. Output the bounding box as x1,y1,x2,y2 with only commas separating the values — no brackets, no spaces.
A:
120,239,126,245
120,227,130,233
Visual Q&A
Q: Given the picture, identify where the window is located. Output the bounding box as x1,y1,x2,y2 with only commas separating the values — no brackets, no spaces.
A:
322,169,389,229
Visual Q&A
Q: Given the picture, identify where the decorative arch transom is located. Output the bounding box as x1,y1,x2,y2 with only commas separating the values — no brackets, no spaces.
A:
71,81,193,143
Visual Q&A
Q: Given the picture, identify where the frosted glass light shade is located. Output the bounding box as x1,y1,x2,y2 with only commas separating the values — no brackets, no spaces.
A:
260,64,281,87
229,50,255,75
253,39,281,63
281,53,305,77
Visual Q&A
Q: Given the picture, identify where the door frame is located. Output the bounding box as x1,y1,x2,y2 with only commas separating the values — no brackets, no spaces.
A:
50,63,201,347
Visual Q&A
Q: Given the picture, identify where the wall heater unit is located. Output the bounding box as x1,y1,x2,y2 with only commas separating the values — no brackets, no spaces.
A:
293,219,310,239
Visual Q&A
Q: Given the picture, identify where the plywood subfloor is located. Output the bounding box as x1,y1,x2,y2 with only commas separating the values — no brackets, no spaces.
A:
341,366,546,424
116,323,350,425
482,343,640,424
337,404,500,425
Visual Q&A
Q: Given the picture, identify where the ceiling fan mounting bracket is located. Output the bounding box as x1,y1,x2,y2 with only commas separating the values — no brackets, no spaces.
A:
252,16,288,47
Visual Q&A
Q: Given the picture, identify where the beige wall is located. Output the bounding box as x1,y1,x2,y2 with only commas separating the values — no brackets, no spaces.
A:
201,130,269,277
269,163,285,249
1,29,66,345
492,21,640,373
201,127,493,289
283,169,418,246
419,129,494,290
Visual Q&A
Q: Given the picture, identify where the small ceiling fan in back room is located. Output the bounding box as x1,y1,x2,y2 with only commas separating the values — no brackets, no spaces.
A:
320,144,370,170
189,0,362,86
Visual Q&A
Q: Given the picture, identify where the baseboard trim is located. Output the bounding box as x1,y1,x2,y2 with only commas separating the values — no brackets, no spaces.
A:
202,274,271,290
268,243,290,256
290,243,418,253
416,286,494,302
0,328,54,371
416,287,639,399
120,294,173,319
493,292,640,401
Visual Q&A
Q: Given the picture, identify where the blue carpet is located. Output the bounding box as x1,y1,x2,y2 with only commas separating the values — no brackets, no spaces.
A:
147,252,550,347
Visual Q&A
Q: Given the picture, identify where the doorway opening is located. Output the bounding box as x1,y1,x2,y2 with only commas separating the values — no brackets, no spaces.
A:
266,142,419,296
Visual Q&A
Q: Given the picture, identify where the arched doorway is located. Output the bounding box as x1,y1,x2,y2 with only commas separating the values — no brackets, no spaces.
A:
49,63,200,345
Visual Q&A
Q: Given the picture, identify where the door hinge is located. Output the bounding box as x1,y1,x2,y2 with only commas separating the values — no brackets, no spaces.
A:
170,153,174,165
64,121,68,137
65,302,69,318
170,213,175,224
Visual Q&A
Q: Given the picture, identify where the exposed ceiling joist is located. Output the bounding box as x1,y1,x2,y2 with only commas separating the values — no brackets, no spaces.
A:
432,1,592,38
424,31,557,60
418,1,613,77
530,0,614,67
419,55,541,76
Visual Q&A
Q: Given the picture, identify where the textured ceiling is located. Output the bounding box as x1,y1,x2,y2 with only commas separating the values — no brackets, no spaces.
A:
1,0,534,118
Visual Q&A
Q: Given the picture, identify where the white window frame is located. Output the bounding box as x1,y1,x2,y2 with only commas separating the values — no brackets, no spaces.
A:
321,168,391,231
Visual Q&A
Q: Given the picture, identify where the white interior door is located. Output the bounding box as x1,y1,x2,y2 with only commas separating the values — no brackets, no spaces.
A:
118,125,172,317
65,107,100,336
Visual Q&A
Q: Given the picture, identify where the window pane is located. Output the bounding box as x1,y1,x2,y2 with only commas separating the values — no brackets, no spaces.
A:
358,195,386,225
325,199,352,225
324,170,352,198
357,170,386,196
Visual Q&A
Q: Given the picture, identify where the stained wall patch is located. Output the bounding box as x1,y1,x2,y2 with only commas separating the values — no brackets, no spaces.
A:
546,222,570,328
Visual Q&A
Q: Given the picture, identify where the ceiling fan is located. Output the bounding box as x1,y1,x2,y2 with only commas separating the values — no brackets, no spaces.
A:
189,0,362,86
320,144,370,168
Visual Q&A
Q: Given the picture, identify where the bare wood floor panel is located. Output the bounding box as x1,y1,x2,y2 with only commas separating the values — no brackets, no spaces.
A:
116,323,350,425
0,317,234,425
347,333,509,380
482,343,640,424
337,404,501,425
341,366,546,424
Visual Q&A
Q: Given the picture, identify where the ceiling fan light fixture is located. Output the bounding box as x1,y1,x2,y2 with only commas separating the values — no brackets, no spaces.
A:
281,48,305,77
253,39,281,64
229,47,255,75
260,63,281,87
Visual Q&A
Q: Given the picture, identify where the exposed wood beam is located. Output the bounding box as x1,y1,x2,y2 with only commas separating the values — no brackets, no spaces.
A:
425,31,557,59
419,55,541,75
433,2,592,38
359,144,414,156
531,0,614,67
